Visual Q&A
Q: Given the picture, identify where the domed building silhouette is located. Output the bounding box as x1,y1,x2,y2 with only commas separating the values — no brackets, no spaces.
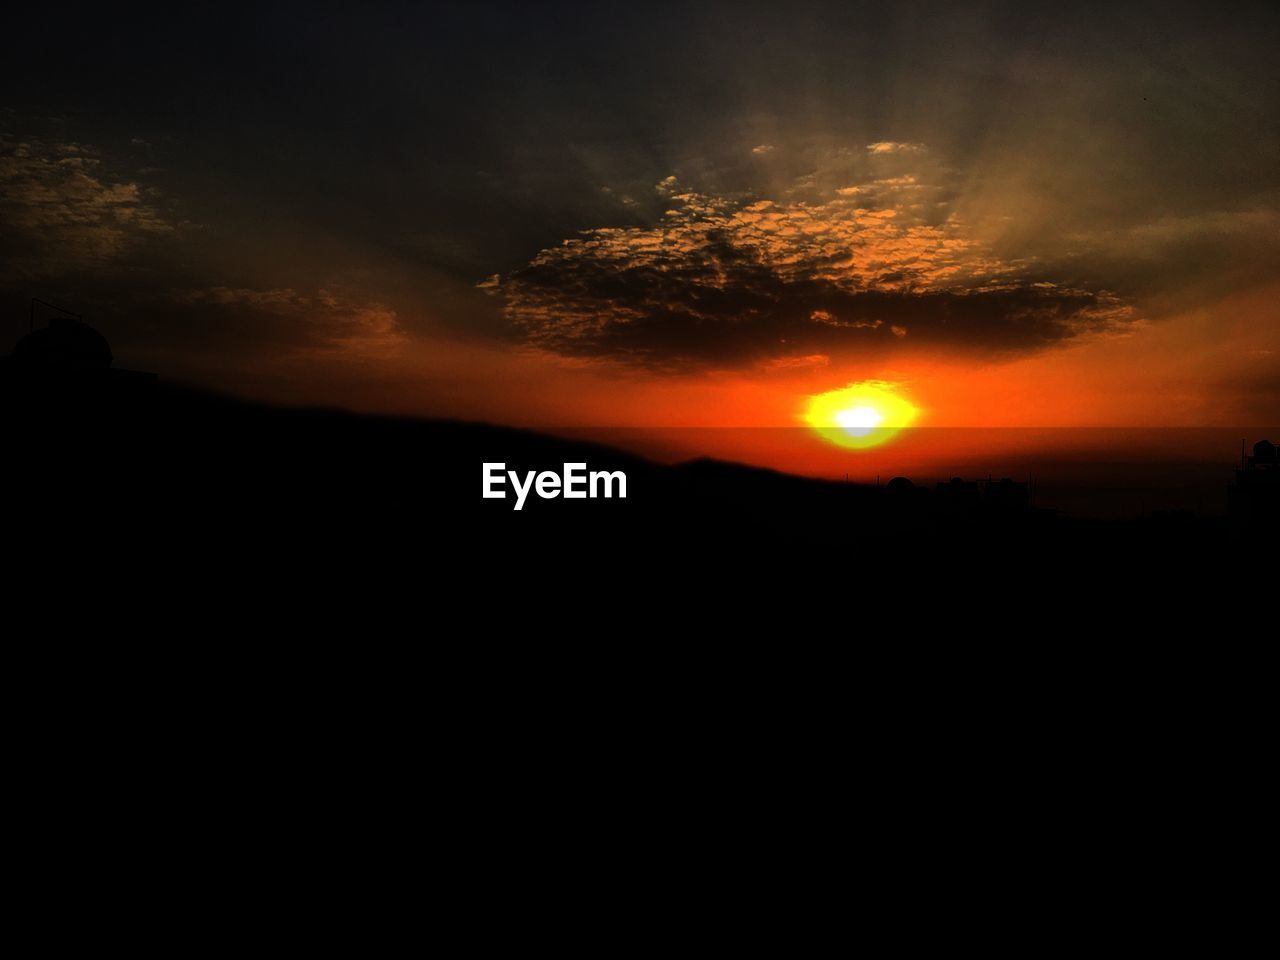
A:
1229,438,1280,533
10,315,114,371
1,300,154,392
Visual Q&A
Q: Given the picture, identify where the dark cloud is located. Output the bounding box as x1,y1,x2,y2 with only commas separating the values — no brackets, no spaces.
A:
487,171,1134,369
157,288,405,359
4,2,1276,389
0,134,177,282
0,130,409,373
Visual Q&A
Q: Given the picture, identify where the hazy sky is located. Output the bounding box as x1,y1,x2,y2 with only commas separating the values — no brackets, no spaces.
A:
3,1,1277,436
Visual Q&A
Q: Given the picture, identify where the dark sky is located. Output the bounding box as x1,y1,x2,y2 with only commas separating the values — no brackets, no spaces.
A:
3,1,1278,421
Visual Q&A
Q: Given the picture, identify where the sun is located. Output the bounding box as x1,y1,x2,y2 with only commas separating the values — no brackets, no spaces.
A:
835,405,883,435
803,382,919,449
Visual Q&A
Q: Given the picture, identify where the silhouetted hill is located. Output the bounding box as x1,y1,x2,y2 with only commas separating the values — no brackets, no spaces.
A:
5,366,1271,573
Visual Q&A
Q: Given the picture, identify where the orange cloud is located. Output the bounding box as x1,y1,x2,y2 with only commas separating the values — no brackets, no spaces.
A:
486,163,1135,367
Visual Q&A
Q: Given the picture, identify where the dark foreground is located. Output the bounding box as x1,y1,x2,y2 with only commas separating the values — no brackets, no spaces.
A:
4,368,1274,839
4,370,1275,593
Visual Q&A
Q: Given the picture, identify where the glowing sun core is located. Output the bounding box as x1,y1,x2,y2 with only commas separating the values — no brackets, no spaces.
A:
803,382,919,449
834,405,884,436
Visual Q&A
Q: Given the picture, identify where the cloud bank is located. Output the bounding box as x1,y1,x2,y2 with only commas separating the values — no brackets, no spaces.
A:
0,134,175,280
166,287,406,359
486,163,1134,369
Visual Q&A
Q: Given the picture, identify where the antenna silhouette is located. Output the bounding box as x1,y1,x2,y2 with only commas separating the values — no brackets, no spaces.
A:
29,298,82,334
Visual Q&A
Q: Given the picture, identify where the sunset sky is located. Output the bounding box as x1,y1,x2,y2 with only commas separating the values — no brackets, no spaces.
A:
3,2,1277,476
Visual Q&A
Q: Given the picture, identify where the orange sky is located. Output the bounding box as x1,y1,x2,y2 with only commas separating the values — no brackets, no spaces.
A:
5,3,1277,484
182,275,1275,482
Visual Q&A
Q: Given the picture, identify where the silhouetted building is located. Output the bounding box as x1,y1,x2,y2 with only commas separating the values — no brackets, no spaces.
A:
982,477,1030,512
1,310,154,393
928,475,1032,522
935,477,981,513
9,315,113,371
1229,439,1280,533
